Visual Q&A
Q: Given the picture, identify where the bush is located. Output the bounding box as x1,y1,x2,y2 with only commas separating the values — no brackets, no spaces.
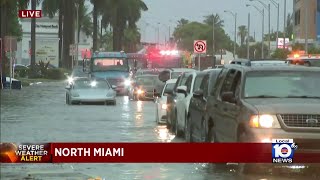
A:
45,68,66,80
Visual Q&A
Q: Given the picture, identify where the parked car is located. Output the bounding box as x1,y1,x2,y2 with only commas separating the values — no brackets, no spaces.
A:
65,77,116,105
155,79,177,124
166,72,192,133
129,74,164,101
175,71,206,138
205,62,320,173
158,68,196,82
187,69,222,142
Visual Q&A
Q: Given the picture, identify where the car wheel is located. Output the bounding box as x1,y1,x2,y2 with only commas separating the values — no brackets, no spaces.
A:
156,108,159,123
175,113,183,137
66,94,69,104
206,126,215,143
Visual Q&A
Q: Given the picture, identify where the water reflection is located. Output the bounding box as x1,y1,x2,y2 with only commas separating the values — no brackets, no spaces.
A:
134,101,144,127
155,125,175,142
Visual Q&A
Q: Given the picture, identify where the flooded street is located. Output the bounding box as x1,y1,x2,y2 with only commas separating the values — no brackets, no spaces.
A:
1,81,319,180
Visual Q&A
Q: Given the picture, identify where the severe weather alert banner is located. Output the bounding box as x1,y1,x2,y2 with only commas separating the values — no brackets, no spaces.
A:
1,142,320,163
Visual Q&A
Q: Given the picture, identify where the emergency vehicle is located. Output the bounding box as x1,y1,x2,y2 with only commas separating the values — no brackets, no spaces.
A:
127,45,183,71
287,51,320,67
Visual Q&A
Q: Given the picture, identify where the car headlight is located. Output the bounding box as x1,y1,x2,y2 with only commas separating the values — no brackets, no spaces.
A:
67,77,74,84
249,114,281,128
137,89,144,94
71,92,79,97
124,79,131,86
162,104,167,110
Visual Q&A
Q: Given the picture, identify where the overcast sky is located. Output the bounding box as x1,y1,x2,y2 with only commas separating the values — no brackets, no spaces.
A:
138,0,293,44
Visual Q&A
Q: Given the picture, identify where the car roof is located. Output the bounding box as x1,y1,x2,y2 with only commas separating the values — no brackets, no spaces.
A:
224,64,320,72
164,68,196,72
135,74,159,78
166,79,177,84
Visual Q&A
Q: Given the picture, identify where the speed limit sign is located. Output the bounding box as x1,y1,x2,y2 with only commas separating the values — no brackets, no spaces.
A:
194,40,206,54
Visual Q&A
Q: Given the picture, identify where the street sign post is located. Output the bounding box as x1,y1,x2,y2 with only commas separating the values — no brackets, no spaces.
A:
69,44,76,68
194,40,207,70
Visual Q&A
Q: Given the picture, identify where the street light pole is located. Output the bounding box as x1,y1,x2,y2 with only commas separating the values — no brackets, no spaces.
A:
250,0,269,57
246,4,264,58
247,13,250,59
75,3,79,67
283,0,287,50
268,4,270,57
269,0,279,49
305,0,309,53
262,8,264,58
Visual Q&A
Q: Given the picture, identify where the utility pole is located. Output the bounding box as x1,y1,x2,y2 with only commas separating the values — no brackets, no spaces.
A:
212,14,216,67
247,13,250,59
305,0,309,53
262,8,264,58
268,4,271,57
75,3,79,67
234,13,237,59
283,0,287,50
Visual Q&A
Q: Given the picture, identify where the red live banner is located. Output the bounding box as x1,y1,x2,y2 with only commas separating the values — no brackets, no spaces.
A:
1,143,320,163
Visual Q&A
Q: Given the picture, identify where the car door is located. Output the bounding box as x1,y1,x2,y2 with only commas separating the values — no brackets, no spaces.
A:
166,76,181,127
214,69,242,142
191,73,208,142
176,74,192,131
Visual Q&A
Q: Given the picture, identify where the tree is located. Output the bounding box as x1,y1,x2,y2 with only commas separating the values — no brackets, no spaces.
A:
177,18,189,27
203,14,224,28
100,0,148,51
173,20,233,54
0,0,29,75
237,25,247,46
62,0,75,69
123,27,141,52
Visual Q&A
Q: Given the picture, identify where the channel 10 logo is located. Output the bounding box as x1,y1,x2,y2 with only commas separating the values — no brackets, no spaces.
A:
272,139,298,163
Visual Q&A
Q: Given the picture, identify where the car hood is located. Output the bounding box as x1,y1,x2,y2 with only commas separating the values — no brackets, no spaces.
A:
73,88,114,96
244,98,320,114
92,71,129,79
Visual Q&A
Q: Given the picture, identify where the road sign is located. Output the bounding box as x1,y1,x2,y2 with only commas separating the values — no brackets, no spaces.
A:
194,40,207,54
69,44,75,56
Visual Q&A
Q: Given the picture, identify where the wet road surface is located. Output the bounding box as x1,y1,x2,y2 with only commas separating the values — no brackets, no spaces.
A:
1,81,319,180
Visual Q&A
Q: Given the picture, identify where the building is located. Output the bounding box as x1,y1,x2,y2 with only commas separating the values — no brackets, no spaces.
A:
17,16,92,67
293,0,319,45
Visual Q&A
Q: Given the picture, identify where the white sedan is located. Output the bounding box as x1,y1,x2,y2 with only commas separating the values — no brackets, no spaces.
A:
155,79,177,124
66,78,117,105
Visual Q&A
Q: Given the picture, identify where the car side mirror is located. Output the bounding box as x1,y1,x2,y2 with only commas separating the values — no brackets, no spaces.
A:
193,89,204,98
221,91,235,103
112,85,117,89
177,85,187,97
65,85,71,90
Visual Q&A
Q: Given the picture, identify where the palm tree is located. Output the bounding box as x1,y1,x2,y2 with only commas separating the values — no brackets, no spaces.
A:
177,18,189,27
90,0,106,51
237,25,247,46
203,14,224,28
100,0,148,51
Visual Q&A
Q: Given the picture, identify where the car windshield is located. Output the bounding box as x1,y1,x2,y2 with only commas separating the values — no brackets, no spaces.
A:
136,76,158,86
92,58,128,71
244,71,320,98
73,79,110,89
